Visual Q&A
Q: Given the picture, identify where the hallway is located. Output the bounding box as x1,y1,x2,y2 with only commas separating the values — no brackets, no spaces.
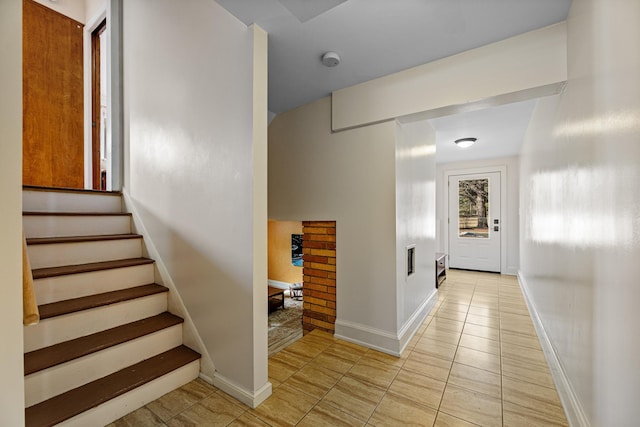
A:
109,270,567,426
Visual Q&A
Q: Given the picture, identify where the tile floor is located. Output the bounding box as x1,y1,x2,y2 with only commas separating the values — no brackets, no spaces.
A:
109,270,568,426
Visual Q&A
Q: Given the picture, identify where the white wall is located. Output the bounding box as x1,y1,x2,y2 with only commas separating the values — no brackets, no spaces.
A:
269,97,400,352
85,0,105,23
395,120,437,349
0,0,25,424
436,157,520,275
332,23,567,131
519,0,640,425
122,0,269,406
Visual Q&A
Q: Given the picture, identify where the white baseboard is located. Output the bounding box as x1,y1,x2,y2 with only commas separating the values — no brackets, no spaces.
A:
335,292,436,356
517,271,591,427
398,290,438,354
267,279,292,290
503,266,519,276
210,372,272,409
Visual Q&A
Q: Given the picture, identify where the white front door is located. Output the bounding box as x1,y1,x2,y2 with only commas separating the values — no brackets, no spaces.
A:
448,172,501,272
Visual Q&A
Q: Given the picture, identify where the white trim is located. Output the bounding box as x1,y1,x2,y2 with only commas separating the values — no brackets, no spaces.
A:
267,279,292,290
121,191,216,379
444,165,508,274
83,9,107,189
212,373,272,409
397,289,438,354
517,271,591,427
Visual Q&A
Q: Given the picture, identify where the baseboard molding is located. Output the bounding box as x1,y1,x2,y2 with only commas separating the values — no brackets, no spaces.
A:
267,279,291,290
398,290,438,354
211,372,272,409
517,271,591,427
335,291,437,356
504,266,519,276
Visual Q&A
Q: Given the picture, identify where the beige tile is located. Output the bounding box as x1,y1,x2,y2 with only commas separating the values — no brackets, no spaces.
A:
423,326,462,346
346,356,400,389
467,305,499,319
434,411,480,427
309,350,356,374
458,333,500,356
462,323,500,341
285,339,328,358
501,357,555,389
465,313,500,329
387,368,446,410
270,348,312,370
146,379,216,421
499,302,530,316
297,401,365,427
268,357,299,383
324,341,368,363
502,377,566,422
363,348,406,366
250,383,318,427
439,302,470,313
108,406,165,427
435,309,468,322
501,341,549,369
448,362,501,399
469,300,499,310
307,328,337,343
369,394,437,427
322,376,385,421
454,346,501,374
503,401,569,426
286,363,343,399
403,350,453,382
167,392,246,426
429,316,465,333
227,412,271,426
500,330,542,350
414,336,458,361
439,385,502,427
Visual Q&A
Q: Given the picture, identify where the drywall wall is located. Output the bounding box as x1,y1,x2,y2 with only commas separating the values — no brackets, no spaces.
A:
269,96,400,351
332,23,567,130
34,0,85,23
268,221,303,285
519,0,640,424
0,0,25,424
122,0,269,406
395,120,437,347
85,0,105,23
436,157,520,275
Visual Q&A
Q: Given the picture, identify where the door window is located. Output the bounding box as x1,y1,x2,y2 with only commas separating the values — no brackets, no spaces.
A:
458,179,489,238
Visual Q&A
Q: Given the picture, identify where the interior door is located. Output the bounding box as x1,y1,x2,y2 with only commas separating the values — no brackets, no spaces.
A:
23,0,84,188
448,172,501,272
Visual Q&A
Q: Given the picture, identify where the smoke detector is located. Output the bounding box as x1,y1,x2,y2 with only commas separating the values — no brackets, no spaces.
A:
321,51,341,67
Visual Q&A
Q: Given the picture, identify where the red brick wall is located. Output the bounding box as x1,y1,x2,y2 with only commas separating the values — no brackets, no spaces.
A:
302,221,336,334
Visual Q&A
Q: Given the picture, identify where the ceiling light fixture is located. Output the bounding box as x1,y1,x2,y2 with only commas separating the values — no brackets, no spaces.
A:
321,51,341,67
454,137,477,148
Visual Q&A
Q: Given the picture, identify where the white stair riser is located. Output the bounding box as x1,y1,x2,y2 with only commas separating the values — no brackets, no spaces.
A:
34,264,155,305
25,325,183,406
24,215,131,238
24,293,167,352
28,239,143,269
58,360,200,427
23,190,122,213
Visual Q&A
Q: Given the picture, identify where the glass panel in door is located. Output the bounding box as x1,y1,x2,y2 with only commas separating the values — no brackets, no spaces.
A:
458,178,489,238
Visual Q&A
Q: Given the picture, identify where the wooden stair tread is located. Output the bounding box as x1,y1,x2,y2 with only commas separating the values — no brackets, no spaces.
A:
25,312,182,375
23,185,122,196
38,283,168,320
32,257,155,279
25,346,200,427
23,211,131,216
26,233,142,245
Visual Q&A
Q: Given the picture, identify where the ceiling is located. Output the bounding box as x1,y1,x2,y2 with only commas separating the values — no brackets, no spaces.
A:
215,0,570,163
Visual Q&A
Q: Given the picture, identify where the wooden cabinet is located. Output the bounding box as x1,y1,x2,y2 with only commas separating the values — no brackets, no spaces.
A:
436,253,447,288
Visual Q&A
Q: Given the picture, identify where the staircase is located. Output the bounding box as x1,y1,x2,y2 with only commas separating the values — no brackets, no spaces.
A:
22,186,201,427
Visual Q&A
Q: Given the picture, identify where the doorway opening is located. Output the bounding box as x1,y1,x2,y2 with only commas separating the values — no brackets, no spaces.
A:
91,19,108,190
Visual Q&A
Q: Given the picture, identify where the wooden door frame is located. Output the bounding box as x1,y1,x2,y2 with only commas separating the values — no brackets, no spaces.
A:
91,19,107,190
444,165,508,274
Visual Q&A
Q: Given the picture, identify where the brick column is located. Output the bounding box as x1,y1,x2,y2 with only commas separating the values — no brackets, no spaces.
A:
302,221,336,334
